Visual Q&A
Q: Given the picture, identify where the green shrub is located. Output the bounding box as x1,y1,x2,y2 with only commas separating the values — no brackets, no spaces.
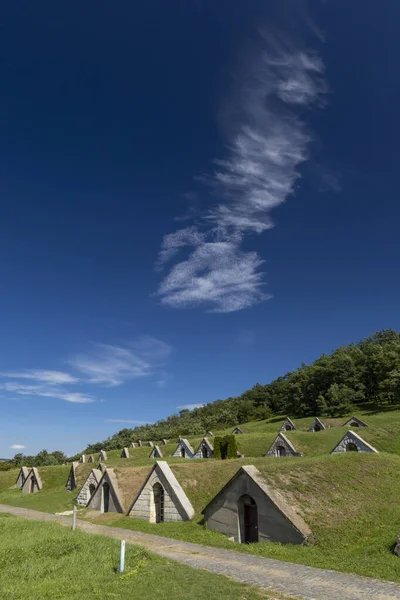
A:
213,437,223,460
224,435,238,459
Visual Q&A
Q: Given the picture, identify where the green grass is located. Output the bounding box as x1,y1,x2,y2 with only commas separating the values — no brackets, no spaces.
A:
2,409,400,583
90,453,400,583
0,514,285,600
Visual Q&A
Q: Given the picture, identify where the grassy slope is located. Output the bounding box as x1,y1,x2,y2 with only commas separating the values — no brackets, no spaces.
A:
94,453,400,583
0,514,285,600
2,409,400,581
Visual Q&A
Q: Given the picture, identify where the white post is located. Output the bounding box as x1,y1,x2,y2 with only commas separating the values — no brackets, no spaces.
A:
72,506,77,531
120,540,126,573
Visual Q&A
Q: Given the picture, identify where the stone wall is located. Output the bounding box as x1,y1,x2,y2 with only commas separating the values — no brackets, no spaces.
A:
76,471,99,506
129,469,186,522
331,432,377,453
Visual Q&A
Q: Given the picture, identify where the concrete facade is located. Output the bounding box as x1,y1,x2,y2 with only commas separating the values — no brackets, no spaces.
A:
265,433,301,457
194,437,214,459
99,450,107,461
149,445,163,458
160,439,167,445
87,469,124,513
331,430,378,454
128,461,194,523
76,468,102,506
137,440,143,447
121,448,130,458
66,462,79,491
80,455,86,463
342,416,368,428
13,466,29,489
87,455,95,463
202,465,311,545
232,427,244,434
130,442,136,448
308,417,326,432
22,468,43,494
280,417,296,432
172,438,194,459
147,441,154,447
205,431,214,438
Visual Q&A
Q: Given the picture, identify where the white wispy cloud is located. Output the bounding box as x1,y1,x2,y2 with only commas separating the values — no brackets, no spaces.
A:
0,370,78,384
69,336,172,386
177,403,205,410
0,336,172,404
0,382,95,404
105,419,149,425
156,30,326,312
10,444,26,450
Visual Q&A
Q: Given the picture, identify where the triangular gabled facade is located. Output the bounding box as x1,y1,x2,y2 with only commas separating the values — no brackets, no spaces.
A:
76,468,102,506
160,439,167,445
98,463,106,472
99,450,107,461
79,454,86,463
232,427,244,434
121,448,130,459
204,431,214,438
264,433,301,457
87,455,95,463
87,468,124,513
12,466,29,489
194,437,214,459
280,417,296,432
21,468,43,494
130,442,136,448
66,461,79,491
149,445,163,459
342,416,368,428
128,461,194,522
147,441,154,447
202,465,311,544
308,417,326,432
331,430,378,454
172,438,194,459
137,440,142,447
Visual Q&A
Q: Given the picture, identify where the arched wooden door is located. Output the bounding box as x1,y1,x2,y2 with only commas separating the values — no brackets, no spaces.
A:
239,495,258,543
30,476,35,494
153,483,165,523
103,482,110,512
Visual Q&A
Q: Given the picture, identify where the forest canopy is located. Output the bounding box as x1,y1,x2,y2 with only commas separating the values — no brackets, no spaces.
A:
81,329,400,454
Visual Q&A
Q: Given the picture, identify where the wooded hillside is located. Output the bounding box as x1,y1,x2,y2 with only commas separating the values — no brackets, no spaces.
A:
82,329,400,453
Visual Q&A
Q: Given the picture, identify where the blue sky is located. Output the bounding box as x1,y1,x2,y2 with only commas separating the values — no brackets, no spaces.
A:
1,0,400,457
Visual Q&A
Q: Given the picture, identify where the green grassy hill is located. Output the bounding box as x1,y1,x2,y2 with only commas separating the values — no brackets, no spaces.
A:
2,409,400,582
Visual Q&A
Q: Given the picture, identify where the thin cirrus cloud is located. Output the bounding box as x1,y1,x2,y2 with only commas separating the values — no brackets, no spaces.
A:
0,336,172,404
156,31,327,312
69,336,172,386
177,403,205,410
10,444,26,450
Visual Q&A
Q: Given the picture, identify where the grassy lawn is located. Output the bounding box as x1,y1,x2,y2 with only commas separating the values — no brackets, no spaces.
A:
0,513,288,600
88,453,400,584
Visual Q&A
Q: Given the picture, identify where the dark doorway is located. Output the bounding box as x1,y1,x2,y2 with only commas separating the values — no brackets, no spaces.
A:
103,482,110,512
350,421,359,427
89,483,96,497
30,476,35,494
153,483,165,523
239,495,258,543
314,424,321,432
276,445,286,457
180,447,186,458
285,425,292,431
201,445,208,458
346,443,358,452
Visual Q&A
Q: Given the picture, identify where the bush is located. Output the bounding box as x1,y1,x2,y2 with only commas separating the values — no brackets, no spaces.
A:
213,437,223,460
224,435,238,459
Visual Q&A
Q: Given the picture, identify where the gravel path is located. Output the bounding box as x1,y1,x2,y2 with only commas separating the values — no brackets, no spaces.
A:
1,504,400,600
